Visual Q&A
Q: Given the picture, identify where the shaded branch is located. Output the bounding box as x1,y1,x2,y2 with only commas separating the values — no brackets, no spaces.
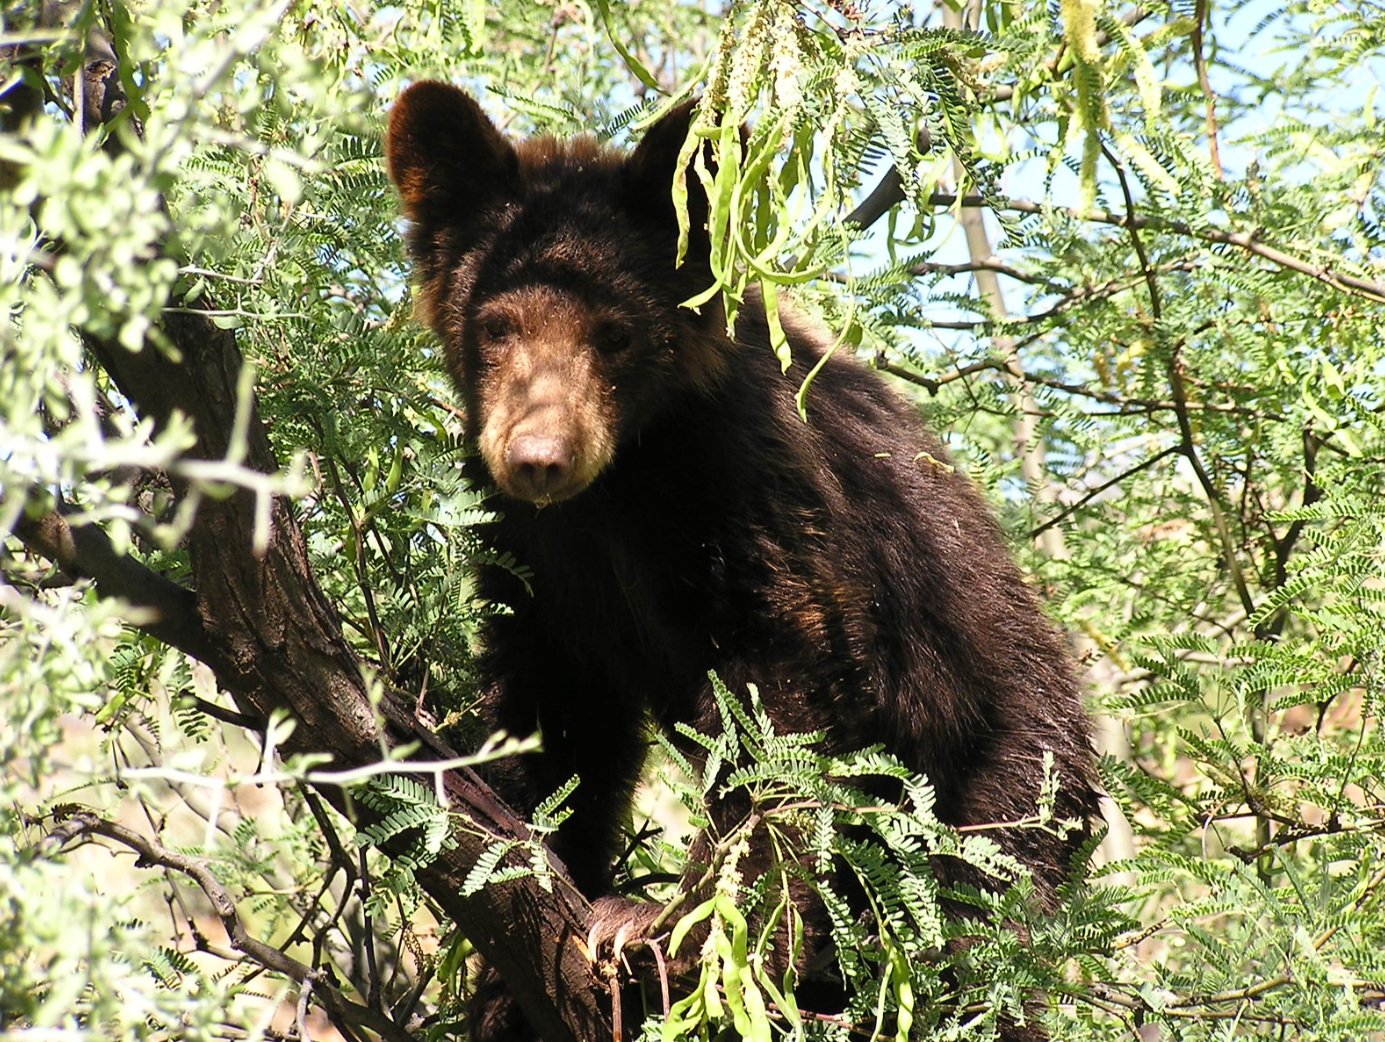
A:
11,506,218,664
81,304,607,1042
9,18,611,1039
909,259,1197,331
1262,426,1325,636
843,163,905,231
186,694,263,730
1100,141,1162,322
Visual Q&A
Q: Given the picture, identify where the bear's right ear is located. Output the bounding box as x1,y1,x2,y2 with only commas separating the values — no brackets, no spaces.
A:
385,82,518,222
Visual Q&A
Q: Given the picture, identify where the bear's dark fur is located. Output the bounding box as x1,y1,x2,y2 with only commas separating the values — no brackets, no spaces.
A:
386,83,1101,1040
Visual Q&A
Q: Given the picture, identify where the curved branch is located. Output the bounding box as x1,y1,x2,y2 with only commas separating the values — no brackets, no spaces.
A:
926,192,1385,303
42,811,413,1042
15,18,611,1038
904,257,1059,286
844,164,904,231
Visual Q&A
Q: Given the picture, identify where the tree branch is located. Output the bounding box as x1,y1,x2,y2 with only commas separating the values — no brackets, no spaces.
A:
843,180,1383,311
844,164,905,231
904,257,1059,286
874,351,1272,418
1190,0,1224,179
42,810,414,1042
841,8,1155,232
11,17,612,1038
78,300,608,1042
1166,347,1258,621
11,506,218,664
1100,141,1162,322
1264,426,1325,629
926,193,1385,303
186,694,263,730
1029,445,1182,539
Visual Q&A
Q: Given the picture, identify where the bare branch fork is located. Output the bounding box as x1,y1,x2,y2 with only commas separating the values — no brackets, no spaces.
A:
43,811,414,1042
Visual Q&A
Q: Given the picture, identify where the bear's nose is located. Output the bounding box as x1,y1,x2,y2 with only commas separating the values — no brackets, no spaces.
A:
506,434,575,501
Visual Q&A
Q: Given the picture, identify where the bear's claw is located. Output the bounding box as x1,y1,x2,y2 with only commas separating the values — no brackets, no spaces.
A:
584,896,663,965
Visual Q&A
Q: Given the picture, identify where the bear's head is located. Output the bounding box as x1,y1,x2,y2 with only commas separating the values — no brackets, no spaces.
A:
386,84,725,505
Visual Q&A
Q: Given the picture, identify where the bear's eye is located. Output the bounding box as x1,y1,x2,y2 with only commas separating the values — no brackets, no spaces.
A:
596,322,631,354
482,316,513,341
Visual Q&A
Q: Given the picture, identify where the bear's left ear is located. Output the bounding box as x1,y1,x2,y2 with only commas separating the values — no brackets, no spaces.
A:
624,99,711,247
625,99,699,189
385,82,518,224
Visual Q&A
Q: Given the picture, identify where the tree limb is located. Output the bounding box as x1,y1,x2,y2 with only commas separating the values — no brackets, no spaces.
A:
1028,445,1182,539
840,173,1385,305
11,506,218,664
926,192,1385,303
873,352,1272,418
844,164,904,231
76,299,607,1042
7,14,612,1039
1190,0,1224,179
42,810,413,1042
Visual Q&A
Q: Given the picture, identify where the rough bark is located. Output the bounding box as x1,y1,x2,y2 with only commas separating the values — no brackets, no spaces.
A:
4,21,608,1042
23,300,609,1042
85,294,609,1042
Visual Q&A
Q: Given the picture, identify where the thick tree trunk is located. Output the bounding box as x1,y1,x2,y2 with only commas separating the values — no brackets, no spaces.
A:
83,309,609,1042
3,25,608,1038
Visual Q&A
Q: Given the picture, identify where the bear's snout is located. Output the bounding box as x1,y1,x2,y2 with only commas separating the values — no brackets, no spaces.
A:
480,387,614,505
505,433,576,502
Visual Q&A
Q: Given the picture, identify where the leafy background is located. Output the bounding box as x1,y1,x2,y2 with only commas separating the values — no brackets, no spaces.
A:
2,0,1383,1039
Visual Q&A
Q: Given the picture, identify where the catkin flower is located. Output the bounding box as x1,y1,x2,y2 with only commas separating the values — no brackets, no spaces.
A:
727,1,772,117
768,6,803,110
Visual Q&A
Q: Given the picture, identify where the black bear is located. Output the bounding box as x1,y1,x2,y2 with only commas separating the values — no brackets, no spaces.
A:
385,82,1101,1040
